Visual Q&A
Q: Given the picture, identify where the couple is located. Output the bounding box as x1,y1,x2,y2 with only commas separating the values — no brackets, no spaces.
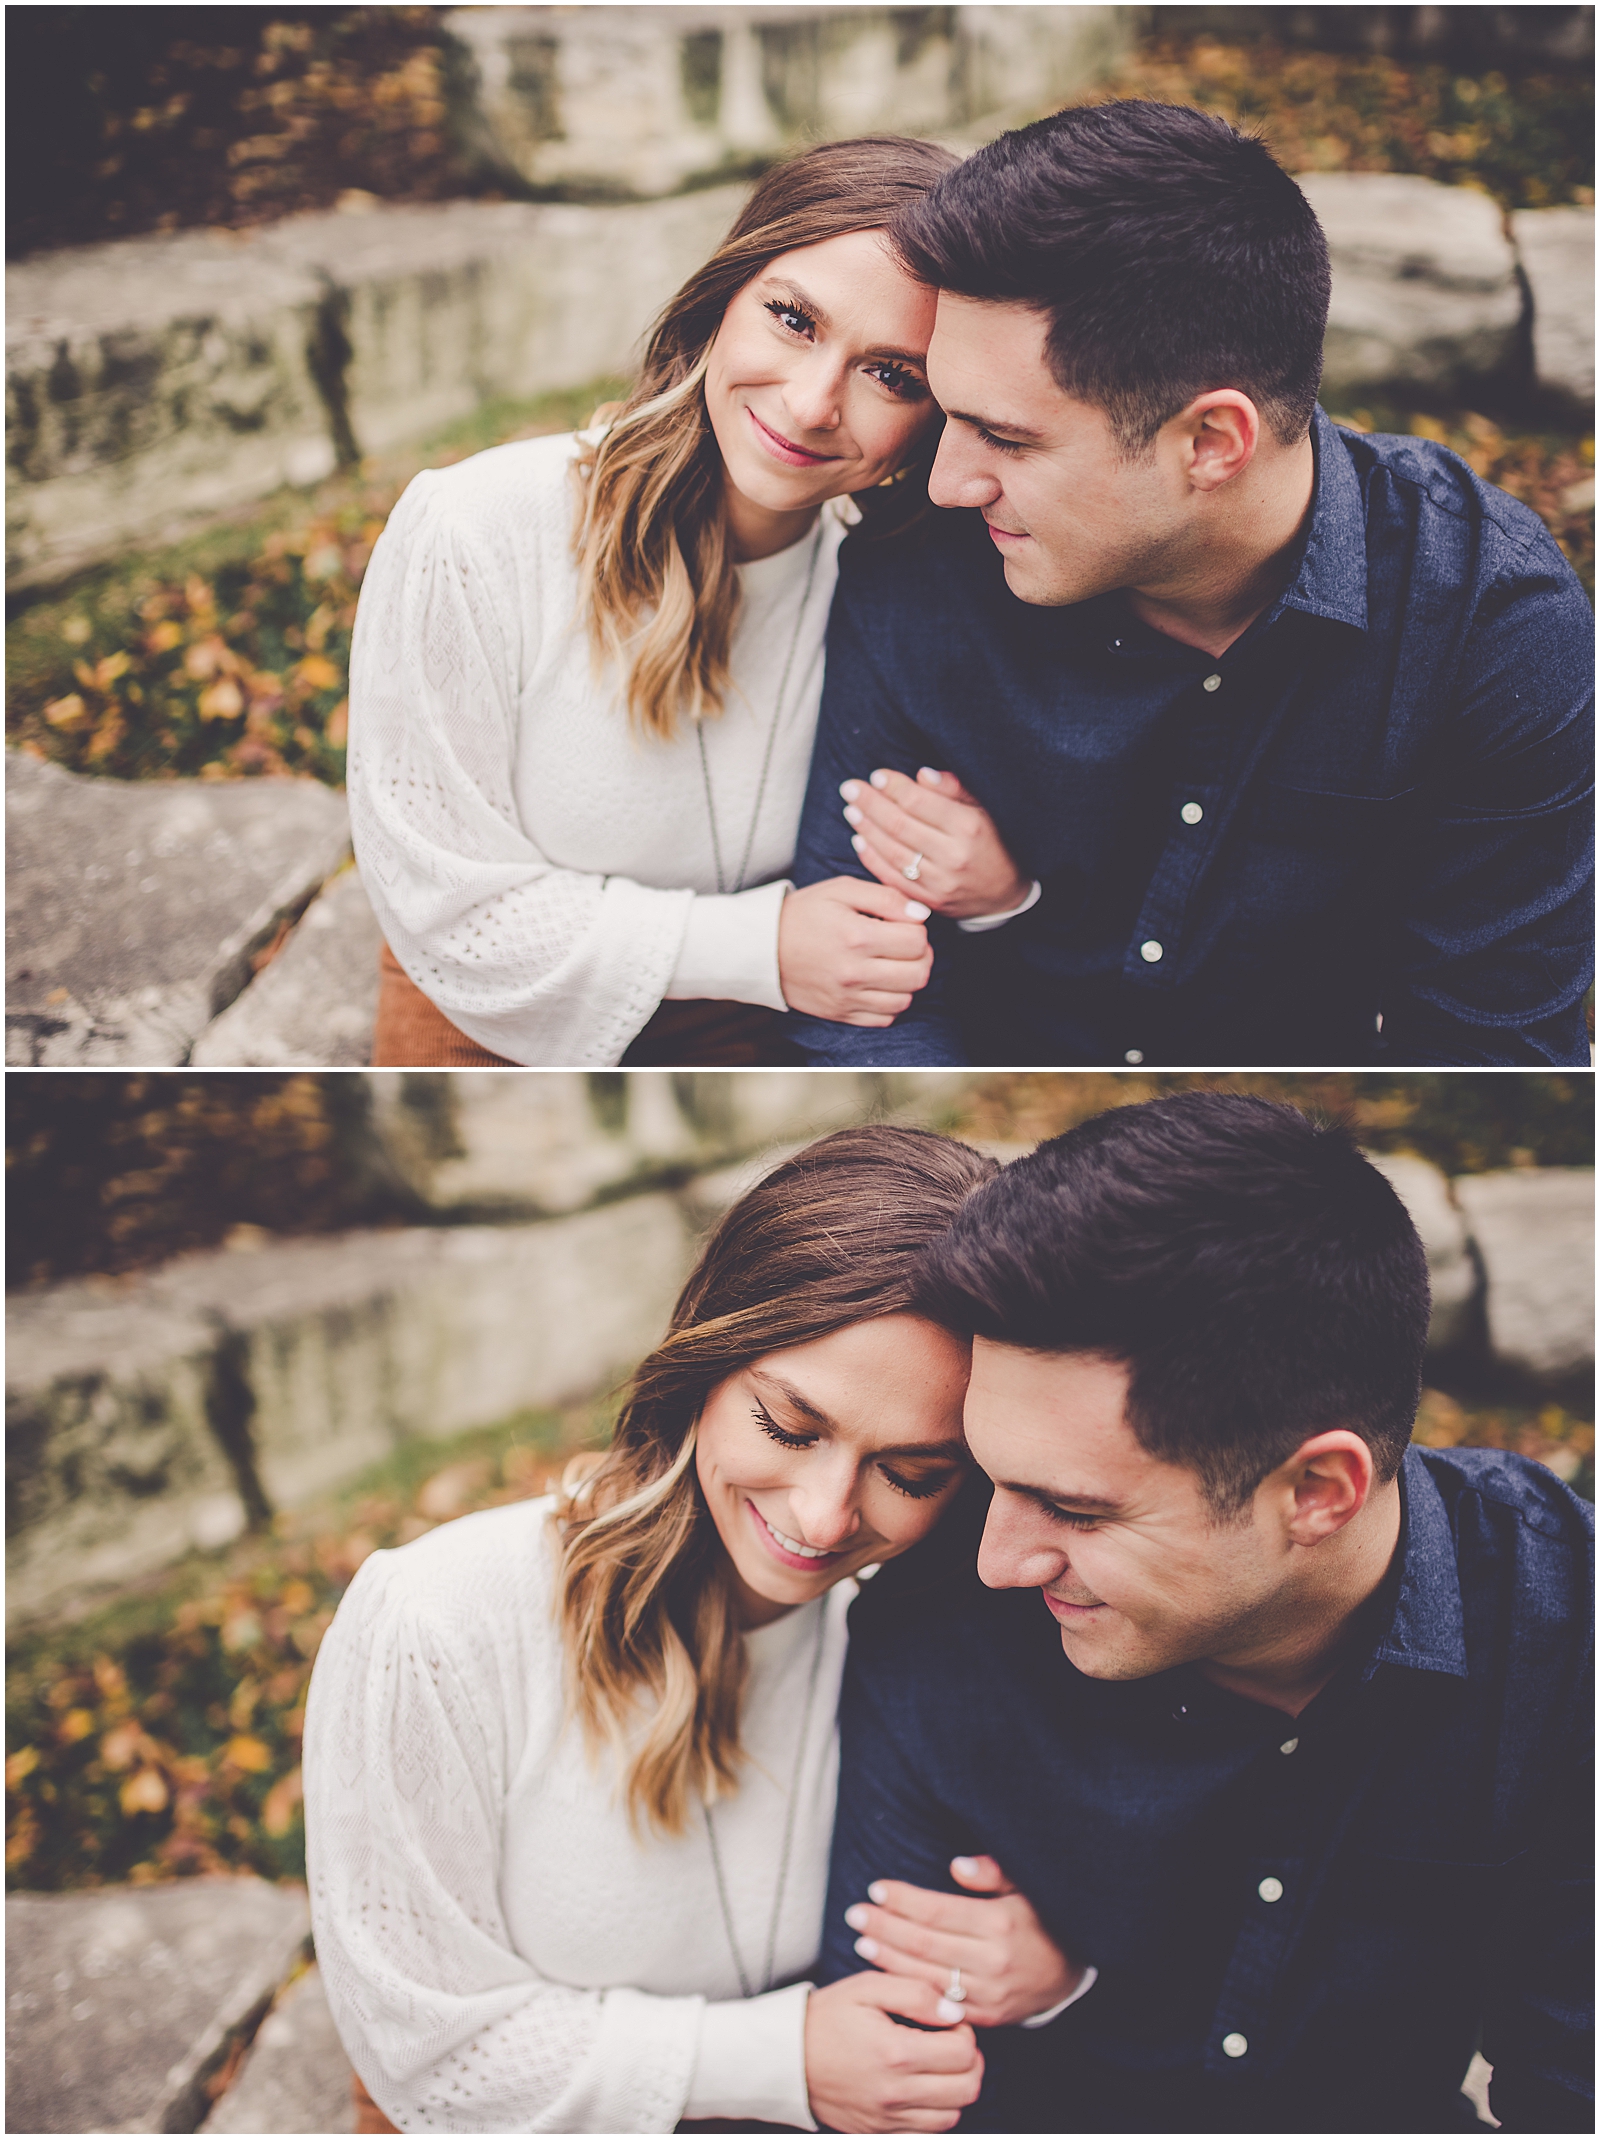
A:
347,101,1594,1072
302,1092,1592,2133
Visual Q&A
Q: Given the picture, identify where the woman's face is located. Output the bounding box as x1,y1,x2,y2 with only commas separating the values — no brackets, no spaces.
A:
694,1312,971,1626
704,229,940,548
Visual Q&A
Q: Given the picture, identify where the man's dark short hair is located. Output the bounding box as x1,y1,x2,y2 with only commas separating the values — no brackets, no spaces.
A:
915,1092,1430,1515
892,99,1331,453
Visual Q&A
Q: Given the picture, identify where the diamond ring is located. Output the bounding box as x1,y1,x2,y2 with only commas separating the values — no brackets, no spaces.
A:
903,852,924,882
946,1966,966,2004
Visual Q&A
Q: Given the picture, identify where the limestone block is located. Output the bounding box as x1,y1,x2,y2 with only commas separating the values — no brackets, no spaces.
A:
6,231,334,589
1511,205,1596,405
5,754,351,1066
1453,1169,1595,1383
1298,173,1524,397
191,865,382,1068
201,1963,355,2135
4,1878,310,2136
1365,1153,1477,1355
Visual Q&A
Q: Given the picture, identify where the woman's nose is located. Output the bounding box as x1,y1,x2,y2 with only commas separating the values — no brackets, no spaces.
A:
781,355,846,436
787,1465,861,1550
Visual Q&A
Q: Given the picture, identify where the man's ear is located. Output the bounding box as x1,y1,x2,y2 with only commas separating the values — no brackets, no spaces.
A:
1279,1430,1375,1546
1173,390,1260,492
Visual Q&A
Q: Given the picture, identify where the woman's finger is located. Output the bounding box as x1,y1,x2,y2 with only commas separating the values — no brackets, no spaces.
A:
860,1880,1002,1937
844,783,961,863
852,830,952,902
950,1854,1018,1896
844,768,969,839
915,767,987,811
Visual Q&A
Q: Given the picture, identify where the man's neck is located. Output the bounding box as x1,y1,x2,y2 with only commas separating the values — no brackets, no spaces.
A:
1126,431,1316,660
1198,1477,1404,1719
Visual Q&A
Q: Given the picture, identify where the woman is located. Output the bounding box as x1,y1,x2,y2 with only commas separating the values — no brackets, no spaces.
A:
304,1126,1078,2132
347,138,1034,1067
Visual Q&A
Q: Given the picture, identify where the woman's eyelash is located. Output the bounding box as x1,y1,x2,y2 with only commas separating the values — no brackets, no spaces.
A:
867,361,928,402
880,1465,957,1502
765,296,817,337
752,1404,813,1451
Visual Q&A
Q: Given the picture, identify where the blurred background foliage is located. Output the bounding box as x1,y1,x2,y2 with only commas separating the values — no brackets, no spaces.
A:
5,1068,1592,1890
5,9,1593,780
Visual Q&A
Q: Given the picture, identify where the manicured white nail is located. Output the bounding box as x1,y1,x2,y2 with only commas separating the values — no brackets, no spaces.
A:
854,1936,880,1961
869,770,889,789
839,780,860,801
868,1881,889,1904
850,833,865,853
937,1999,965,2024
844,1903,869,1930
918,767,942,785
904,899,931,920
952,1857,979,1876
843,803,863,826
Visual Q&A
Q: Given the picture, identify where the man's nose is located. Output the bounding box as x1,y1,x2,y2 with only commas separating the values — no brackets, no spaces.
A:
977,1501,1065,1592
928,425,1000,510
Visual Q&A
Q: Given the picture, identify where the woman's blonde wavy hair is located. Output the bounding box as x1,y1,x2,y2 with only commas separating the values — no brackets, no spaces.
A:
571,135,958,742
552,1123,998,1835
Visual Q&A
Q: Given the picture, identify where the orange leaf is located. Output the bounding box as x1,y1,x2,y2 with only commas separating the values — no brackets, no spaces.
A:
261,1766,304,1837
198,678,245,722
294,653,343,693
5,1747,40,1788
224,1734,273,1772
43,694,89,730
120,1768,169,1816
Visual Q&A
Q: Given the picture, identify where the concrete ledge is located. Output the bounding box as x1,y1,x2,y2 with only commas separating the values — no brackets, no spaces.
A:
201,1963,354,2135
191,865,382,1068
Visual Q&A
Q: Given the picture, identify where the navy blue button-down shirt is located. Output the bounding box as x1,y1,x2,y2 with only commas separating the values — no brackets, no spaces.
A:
790,411,1594,1066
820,1448,1593,2133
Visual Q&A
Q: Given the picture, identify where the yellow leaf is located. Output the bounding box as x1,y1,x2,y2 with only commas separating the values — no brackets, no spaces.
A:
59,1708,95,1743
61,614,93,646
95,651,131,686
184,635,225,680
279,1579,315,1617
100,1722,143,1771
326,699,349,748
147,619,184,655
120,1767,169,1816
5,1747,40,1787
198,678,245,721
224,1734,273,1772
43,693,89,730
1408,413,1449,443
294,653,343,692
261,1766,304,1837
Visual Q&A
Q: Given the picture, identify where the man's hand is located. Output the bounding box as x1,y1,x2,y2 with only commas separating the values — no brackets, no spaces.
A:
840,768,1033,921
804,1972,984,2134
778,876,933,1026
844,1855,1084,2029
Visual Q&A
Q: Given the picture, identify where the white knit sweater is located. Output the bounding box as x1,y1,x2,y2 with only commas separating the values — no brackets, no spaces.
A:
303,1497,850,2133
346,432,848,1065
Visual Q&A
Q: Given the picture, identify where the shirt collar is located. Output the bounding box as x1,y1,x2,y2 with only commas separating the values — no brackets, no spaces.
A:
1273,405,1370,635
1367,1446,1469,1679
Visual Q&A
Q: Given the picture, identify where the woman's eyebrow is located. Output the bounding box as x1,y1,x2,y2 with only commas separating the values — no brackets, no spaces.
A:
759,277,926,368
749,1369,833,1426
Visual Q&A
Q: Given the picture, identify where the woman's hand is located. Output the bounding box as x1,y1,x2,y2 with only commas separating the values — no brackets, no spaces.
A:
804,1972,984,2134
840,768,1033,921
844,1855,1084,2030
778,877,933,1026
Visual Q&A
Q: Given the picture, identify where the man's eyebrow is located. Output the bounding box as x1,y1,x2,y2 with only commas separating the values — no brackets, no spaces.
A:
944,408,1047,442
748,1371,965,1459
1001,1480,1128,1516
758,276,927,368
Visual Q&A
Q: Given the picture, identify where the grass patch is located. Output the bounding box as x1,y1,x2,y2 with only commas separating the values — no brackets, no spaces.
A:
5,1397,614,1893
6,378,625,786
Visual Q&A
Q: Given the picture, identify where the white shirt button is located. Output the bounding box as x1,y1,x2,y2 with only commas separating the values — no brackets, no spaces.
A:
1180,802,1204,825
1279,1737,1299,1756
1258,1877,1284,1903
1202,673,1222,692
1140,940,1163,963
1124,1049,1144,1064
1222,2033,1248,2058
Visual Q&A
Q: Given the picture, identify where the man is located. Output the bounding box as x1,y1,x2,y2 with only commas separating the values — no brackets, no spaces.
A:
819,1092,1593,2132
789,102,1593,1066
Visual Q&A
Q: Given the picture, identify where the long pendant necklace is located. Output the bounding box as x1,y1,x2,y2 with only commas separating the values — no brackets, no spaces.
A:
696,521,825,898
704,1598,829,2001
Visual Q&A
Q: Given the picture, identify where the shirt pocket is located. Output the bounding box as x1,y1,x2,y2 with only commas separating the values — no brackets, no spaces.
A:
1246,782,1417,853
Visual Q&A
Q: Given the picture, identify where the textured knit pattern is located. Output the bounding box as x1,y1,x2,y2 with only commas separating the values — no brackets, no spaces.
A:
304,1498,848,2133
347,433,845,1065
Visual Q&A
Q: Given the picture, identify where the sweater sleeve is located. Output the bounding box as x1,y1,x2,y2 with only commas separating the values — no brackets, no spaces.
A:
304,1552,709,2134
347,470,697,1066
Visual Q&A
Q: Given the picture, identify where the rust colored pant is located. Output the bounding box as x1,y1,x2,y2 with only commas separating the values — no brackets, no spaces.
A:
372,941,802,1068
351,2070,399,2133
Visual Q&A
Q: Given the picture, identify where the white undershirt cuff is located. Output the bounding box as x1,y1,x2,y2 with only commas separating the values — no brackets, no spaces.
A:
684,1982,818,2129
957,878,1043,933
665,879,792,1010
1020,1962,1099,2028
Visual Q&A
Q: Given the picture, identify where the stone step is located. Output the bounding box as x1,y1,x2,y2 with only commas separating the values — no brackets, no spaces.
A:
191,864,382,1067
4,1876,310,2135
5,752,350,1066
201,1962,355,2135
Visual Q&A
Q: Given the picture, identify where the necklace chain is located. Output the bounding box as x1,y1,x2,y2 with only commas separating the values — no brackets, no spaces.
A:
697,522,825,898
704,1599,829,2001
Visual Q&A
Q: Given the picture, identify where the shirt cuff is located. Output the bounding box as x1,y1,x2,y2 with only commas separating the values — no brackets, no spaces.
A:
664,880,791,1010
684,1982,818,2130
1020,1963,1099,2028
957,879,1042,933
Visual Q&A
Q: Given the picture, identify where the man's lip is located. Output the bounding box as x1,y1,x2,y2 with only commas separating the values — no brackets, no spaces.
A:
984,520,1028,541
1043,1589,1105,1620
747,1498,846,1570
747,406,841,467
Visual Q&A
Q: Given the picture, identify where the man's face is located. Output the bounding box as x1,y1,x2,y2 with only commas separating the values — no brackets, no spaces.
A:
964,1341,1292,1680
924,293,1186,608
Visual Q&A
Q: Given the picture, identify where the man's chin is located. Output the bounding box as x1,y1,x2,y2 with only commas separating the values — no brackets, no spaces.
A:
1054,1617,1164,1681
999,550,1104,611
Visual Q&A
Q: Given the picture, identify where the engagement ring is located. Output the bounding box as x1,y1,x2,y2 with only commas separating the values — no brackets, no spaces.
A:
946,1966,966,2004
903,852,924,882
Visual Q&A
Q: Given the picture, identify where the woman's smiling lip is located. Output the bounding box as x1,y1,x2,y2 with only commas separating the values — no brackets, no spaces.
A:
746,406,842,468
746,1497,847,1571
